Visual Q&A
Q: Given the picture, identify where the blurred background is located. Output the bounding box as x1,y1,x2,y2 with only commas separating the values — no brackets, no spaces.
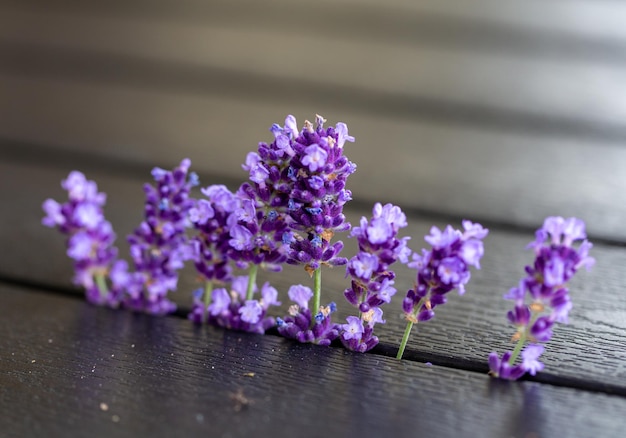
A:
2,0,626,241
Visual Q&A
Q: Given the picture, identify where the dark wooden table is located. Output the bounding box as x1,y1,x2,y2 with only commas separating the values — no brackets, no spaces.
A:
2,1,626,437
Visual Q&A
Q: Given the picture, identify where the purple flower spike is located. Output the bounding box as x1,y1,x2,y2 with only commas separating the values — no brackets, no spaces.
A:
125,159,198,315
342,203,411,353
489,216,594,380
42,171,123,307
276,115,356,273
397,220,487,360
402,220,487,325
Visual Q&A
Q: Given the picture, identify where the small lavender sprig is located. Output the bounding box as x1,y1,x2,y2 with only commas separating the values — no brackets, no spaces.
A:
397,221,488,359
341,203,411,352
488,216,594,380
123,159,198,315
188,184,239,323
276,285,339,345
42,171,125,306
192,275,281,334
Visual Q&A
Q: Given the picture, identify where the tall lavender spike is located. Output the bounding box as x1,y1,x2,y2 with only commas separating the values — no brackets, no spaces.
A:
274,115,356,332
489,217,594,380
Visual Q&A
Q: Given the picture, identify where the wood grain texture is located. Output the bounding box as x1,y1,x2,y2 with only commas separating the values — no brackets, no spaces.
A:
2,8,626,131
1,83,626,242
2,285,626,438
5,0,626,46
1,158,625,393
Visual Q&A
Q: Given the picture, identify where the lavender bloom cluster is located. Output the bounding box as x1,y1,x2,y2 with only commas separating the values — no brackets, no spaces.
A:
489,216,594,380
280,114,356,273
187,183,286,331
122,159,198,315
42,171,124,306
189,276,281,334
397,221,488,359
42,160,198,314
341,203,411,352
403,221,488,323
276,285,339,345
189,185,238,288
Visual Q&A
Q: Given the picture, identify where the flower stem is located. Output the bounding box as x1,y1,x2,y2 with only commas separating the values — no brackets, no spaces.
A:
95,273,108,300
397,320,414,360
396,296,427,360
246,264,259,301
313,267,322,316
508,331,527,365
203,281,213,323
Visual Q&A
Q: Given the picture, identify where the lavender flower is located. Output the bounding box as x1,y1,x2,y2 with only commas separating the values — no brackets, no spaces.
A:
489,217,594,380
341,203,411,352
124,159,198,315
188,184,239,323
267,115,356,330
190,276,280,334
397,220,488,359
276,284,339,345
282,115,356,272
42,171,124,307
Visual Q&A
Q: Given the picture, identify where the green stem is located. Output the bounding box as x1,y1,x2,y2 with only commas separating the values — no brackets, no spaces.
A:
246,264,259,301
396,296,427,360
509,305,541,365
312,267,322,318
203,281,213,323
397,320,414,360
508,331,527,365
95,273,108,300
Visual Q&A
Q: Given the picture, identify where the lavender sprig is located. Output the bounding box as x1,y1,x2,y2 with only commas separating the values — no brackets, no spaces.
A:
123,159,198,315
279,114,356,326
42,171,125,306
188,185,239,323
190,275,281,334
397,220,488,359
488,216,594,380
341,203,411,352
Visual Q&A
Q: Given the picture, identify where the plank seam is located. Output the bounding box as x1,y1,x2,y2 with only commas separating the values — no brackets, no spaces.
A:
2,276,625,397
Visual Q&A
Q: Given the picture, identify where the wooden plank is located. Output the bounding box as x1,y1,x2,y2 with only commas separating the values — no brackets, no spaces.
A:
1,159,625,392
1,77,626,242
2,9,626,134
5,0,626,45
2,284,626,438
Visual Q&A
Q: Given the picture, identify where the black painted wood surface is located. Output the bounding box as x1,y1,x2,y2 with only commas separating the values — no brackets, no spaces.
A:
2,285,626,438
